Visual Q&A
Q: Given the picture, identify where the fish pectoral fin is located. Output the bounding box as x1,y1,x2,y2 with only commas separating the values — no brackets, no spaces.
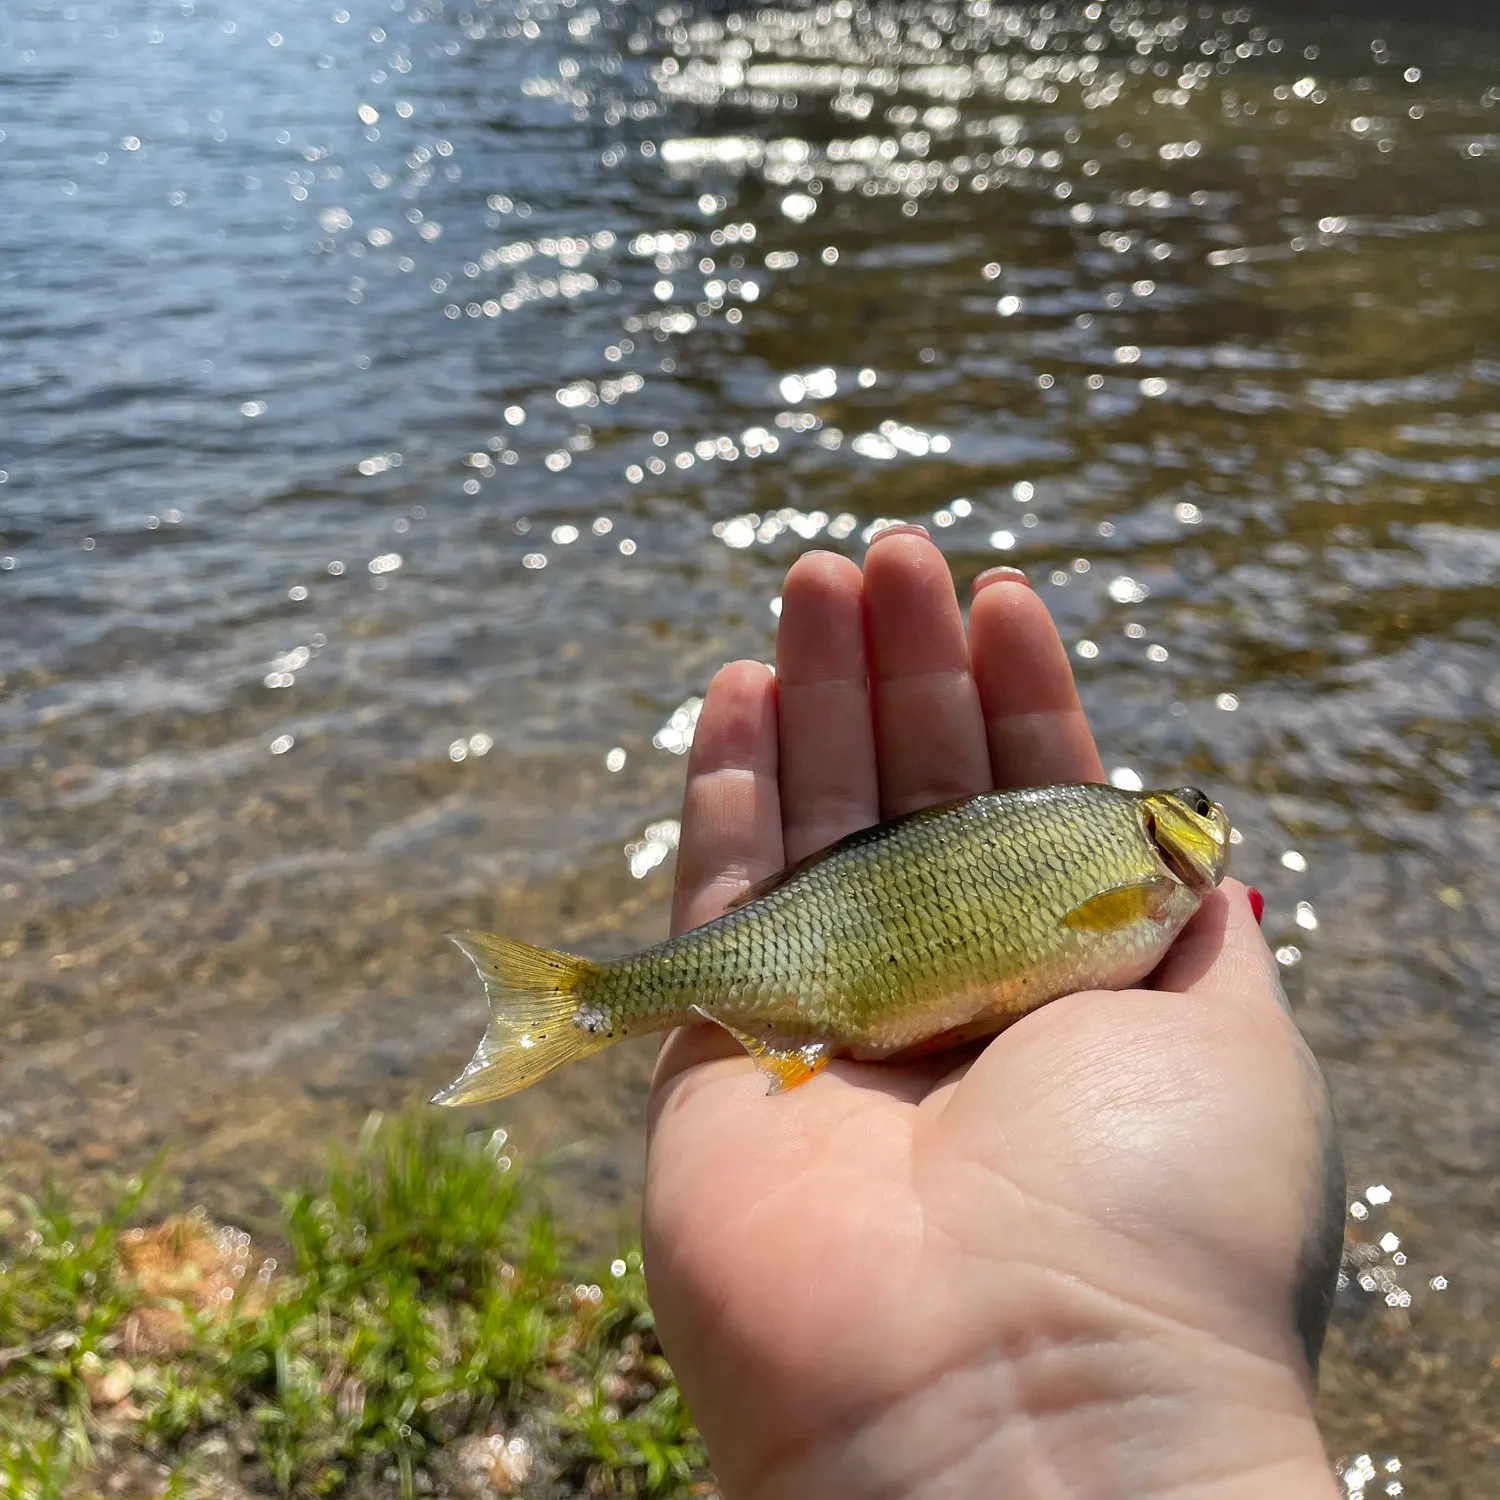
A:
1061,877,1175,933
689,1005,832,1094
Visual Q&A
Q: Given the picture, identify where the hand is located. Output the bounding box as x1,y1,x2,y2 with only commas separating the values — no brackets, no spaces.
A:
643,531,1344,1500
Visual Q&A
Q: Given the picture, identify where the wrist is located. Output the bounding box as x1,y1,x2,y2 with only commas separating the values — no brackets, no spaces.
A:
729,1311,1335,1500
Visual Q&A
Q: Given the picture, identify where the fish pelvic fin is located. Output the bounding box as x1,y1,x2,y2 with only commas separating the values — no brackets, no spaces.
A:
433,931,606,1107
690,1005,832,1094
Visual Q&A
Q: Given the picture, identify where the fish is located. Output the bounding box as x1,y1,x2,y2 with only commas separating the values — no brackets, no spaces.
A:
433,782,1231,1106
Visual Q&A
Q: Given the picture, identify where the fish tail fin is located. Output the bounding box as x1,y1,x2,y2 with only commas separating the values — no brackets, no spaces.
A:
433,931,606,1106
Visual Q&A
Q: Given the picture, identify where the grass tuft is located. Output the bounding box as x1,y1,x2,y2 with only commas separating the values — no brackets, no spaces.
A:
0,1115,713,1498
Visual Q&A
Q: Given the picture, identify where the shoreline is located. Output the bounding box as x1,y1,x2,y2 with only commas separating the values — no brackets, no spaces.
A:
4,1112,1494,1497
0,1114,712,1499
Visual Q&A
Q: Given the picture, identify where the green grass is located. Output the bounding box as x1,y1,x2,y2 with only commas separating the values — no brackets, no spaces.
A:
0,1116,712,1498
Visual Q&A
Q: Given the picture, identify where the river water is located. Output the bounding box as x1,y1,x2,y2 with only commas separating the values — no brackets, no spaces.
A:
3,0,1498,1487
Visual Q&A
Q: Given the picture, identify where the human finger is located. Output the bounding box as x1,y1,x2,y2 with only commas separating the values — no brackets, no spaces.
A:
774,551,880,861
1152,879,1286,1011
968,570,1105,787
862,531,992,817
671,660,784,935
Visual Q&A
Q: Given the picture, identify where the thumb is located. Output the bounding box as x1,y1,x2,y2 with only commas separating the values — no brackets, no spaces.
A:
1153,879,1289,1014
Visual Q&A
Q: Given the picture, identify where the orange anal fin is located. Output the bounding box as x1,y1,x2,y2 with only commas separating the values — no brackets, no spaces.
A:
757,1044,830,1094
1062,877,1175,933
689,1005,832,1094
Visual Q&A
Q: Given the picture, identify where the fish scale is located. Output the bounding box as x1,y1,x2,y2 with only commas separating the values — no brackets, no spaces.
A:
434,782,1230,1104
601,786,1147,1049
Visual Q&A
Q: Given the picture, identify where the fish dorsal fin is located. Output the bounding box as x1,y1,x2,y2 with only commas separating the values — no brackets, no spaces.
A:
690,1005,832,1093
1061,877,1175,933
722,863,803,911
721,816,913,911
721,798,977,913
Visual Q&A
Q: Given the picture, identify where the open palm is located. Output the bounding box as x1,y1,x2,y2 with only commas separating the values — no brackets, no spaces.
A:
644,531,1342,1500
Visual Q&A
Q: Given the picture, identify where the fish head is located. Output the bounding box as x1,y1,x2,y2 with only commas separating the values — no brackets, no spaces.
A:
1140,787,1231,894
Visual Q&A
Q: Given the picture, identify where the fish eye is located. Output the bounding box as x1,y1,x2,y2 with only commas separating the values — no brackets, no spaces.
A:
1179,787,1212,818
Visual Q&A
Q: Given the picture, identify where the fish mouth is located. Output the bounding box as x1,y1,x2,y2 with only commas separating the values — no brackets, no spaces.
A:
1141,802,1225,893
1144,809,1199,886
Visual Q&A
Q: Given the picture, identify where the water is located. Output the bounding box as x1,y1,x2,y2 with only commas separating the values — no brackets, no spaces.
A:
3,0,1498,1484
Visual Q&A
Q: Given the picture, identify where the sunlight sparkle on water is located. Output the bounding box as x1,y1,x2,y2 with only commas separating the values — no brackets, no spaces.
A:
1107,577,1149,605
652,699,702,755
625,819,680,879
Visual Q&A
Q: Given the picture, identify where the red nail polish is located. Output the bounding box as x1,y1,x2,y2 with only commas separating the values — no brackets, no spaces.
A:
1247,887,1264,925
973,565,1030,593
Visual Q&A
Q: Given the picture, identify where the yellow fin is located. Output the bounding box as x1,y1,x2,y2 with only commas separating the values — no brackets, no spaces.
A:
690,1005,831,1093
433,932,606,1106
1062,878,1174,933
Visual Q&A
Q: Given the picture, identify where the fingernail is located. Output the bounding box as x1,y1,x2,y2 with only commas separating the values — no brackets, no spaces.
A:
867,522,929,545
973,565,1030,593
1247,887,1264,925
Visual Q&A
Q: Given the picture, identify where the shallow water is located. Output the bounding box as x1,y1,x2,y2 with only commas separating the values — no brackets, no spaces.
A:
3,0,1499,1486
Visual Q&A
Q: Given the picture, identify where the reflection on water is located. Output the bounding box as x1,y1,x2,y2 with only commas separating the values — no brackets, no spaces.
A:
2,0,1498,1484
